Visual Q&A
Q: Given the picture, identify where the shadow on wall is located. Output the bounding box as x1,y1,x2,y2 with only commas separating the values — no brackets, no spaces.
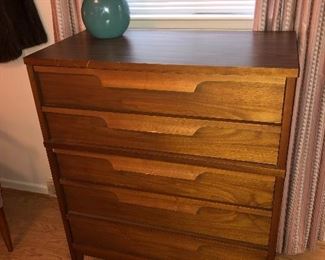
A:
0,129,48,192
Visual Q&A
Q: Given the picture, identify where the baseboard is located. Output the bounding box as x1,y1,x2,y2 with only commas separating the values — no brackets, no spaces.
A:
0,178,48,194
46,179,57,197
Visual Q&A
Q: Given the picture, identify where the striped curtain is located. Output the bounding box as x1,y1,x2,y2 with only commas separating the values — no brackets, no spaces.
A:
254,0,325,255
50,0,84,42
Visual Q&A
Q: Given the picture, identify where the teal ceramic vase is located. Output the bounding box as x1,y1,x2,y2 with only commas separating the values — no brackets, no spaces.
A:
82,0,130,39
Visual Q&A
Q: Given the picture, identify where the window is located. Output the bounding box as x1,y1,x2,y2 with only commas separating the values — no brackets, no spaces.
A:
128,0,255,30
129,0,255,19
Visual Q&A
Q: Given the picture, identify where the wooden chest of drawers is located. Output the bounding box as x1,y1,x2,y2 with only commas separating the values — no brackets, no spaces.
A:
25,30,299,260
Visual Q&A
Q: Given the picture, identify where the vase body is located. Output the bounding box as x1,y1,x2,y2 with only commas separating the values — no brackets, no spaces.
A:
82,0,130,39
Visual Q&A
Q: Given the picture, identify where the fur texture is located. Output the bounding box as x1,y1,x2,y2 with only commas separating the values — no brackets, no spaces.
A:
0,0,47,62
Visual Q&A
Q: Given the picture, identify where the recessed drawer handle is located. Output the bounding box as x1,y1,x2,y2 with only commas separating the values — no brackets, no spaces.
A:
99,114,207,136
43,107,217,136
55,148,209,180
35,66,203,93
63,180,272,217
34,66,286,93
106,162,212,182
44,107,280,141
107,159,210,181
55,149,284,183
96,70,203,93
98,155,209,180
101,187,271,217
105,189,214,215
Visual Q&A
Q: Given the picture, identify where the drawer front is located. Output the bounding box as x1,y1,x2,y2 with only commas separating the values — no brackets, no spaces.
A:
36,67,285,124
63,182,271,246
45,108,281,165
69,214,268,260
56,149,276,209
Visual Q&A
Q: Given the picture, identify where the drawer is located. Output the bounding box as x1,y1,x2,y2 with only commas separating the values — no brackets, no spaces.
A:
55,149,276,209
44,107,281,165
69,214,268,260
35,66,285,124
63,182,272,246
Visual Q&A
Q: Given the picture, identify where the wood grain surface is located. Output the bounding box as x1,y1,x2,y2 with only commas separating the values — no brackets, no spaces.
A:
24,30,299,77
24,30,299,260
277,78,297,168
0,189,71,260
62,181,271,246
44,108,281,165
55,149,276,209
69,213,269,260
49,142,285,177
268,177,285,259
36,68,286,123
27,65,80,260
0,189,323,260
0,207,13,252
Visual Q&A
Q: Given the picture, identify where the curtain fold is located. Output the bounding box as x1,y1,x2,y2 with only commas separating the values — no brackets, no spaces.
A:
51,0,84,42
254,0,325,255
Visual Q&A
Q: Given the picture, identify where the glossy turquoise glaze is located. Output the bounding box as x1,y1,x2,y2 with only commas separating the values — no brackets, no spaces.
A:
82,0,130,39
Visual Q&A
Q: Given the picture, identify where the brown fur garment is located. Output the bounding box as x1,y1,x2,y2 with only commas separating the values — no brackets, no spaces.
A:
0,0,47,62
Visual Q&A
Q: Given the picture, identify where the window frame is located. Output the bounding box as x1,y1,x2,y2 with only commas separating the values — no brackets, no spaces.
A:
129,18,253,30
128,0,255,30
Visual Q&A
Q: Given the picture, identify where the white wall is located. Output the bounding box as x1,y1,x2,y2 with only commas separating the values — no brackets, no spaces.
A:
0,0,54,193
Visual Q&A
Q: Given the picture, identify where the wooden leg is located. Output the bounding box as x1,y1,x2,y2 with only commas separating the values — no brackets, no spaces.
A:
0,207,13,252
74,250,84,260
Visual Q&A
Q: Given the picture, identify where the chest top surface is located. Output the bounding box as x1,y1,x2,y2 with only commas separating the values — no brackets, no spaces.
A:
24,30,299,76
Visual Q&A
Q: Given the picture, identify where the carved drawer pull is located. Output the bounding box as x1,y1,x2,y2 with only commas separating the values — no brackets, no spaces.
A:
63,180,271,217
34,66,286,93
55,149,210,180
42,107,218,136
43,107,280,138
